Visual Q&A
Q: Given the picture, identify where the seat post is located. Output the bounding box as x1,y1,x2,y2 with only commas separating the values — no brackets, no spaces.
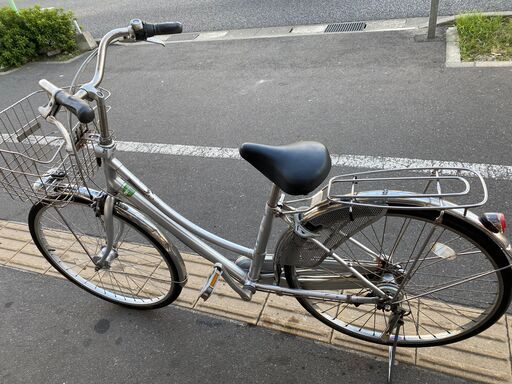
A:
247,184,281,282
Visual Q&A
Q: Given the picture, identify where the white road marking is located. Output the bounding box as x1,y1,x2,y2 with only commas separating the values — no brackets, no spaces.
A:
2,134,511,180
115,140,512,181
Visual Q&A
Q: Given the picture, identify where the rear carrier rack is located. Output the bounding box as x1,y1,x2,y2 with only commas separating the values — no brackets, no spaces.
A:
281,167,488,213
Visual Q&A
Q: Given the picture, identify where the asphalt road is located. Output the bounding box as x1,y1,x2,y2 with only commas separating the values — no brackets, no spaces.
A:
0,266,468,383
0,30,511,249
13,0,512,36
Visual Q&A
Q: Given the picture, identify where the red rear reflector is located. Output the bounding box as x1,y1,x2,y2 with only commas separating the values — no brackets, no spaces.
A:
499,213,506,232
480,213,506,234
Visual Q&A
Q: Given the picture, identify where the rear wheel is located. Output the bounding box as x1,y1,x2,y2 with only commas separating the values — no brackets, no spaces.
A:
29,196,182,309
284,206,512,347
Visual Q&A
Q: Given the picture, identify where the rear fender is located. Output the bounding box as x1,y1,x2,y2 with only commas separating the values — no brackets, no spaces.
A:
305,190,511,255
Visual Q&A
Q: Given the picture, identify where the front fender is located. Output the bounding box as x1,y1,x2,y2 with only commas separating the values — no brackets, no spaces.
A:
115,201,188,286
75,187,188,284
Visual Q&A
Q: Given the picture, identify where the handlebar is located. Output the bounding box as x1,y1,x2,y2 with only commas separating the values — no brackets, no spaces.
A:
39,79,95,124
76,19,182,97
39,20,182,129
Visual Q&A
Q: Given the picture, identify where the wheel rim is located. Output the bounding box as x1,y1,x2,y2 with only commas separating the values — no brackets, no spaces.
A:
33,201,175,306
287,210,506,346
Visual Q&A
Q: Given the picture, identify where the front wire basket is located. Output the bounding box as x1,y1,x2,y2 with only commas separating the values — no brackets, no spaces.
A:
0,87,110,205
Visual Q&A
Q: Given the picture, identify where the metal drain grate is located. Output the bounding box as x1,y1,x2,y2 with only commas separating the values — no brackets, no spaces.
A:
324,22,366,33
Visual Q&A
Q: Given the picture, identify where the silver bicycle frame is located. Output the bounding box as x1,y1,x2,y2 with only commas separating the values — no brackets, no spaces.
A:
56,23,384,304
95,148,384,304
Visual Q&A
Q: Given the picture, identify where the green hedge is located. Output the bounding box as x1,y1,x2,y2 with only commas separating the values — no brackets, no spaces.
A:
0,6,78,69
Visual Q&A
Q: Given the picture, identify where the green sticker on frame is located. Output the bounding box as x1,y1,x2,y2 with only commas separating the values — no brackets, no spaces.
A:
121,183,136,197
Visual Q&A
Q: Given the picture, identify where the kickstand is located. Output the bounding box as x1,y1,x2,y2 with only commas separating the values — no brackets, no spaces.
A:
387,314,404,384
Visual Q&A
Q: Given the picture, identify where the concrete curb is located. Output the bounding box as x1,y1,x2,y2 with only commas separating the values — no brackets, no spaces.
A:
127,11,512,45
446,25,512,68
0,67,21,76
158,18,421,45
0,218,511,383
0,52,91,76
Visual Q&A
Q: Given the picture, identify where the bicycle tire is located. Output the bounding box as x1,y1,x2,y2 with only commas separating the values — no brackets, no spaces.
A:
28,195,182,309
284,206,512,347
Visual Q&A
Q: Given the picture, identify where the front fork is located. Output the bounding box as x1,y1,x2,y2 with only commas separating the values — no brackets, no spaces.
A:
93,194,123,270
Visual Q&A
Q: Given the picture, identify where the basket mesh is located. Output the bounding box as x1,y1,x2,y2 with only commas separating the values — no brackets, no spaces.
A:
276,205,386,267
0,89,105,204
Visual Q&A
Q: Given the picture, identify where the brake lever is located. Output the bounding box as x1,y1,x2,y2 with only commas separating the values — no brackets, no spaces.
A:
147,37,166,47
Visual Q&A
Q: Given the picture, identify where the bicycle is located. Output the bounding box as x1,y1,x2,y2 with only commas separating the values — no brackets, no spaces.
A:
0,19,511,382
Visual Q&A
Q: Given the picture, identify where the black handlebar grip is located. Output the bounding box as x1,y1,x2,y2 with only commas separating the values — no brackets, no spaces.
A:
152,22,183,36
134,21,183,40
54,90,95,124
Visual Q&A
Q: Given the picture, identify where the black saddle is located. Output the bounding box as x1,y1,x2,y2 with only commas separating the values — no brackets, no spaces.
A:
239,141,331,195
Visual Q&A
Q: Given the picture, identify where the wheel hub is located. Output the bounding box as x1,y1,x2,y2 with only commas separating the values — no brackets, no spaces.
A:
93,246,118,270
376,273,404,312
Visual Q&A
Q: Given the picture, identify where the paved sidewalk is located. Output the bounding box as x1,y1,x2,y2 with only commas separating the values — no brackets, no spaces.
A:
0,266,467,384
0,219,510,383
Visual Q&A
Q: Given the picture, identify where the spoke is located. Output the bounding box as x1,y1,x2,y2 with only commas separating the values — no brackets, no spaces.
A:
115,254,161,280
411,271,497,283
318,302,340,314
415,316,440,338
369,224,382,254
52,207,94,261
358,308,377,331
457,250,481,256
110,268,170,286
380,215,388,256
107,270,123,299
357,230,381,255
403,295,419,339
394,265,508,304
345,308,375,327
400,221,428,271
116,224,133,250
95,269,106,291
342,242,383,279
115,258,144,296
112,261,147,295
44,213,72,231
409,254,452,274
418,300,467,329
409,227,446,277
334,289,366,319
389,217,412,261
137,271,169,298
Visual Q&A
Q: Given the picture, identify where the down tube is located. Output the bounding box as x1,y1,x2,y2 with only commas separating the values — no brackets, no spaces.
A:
113,178,248,281
109,158,254,257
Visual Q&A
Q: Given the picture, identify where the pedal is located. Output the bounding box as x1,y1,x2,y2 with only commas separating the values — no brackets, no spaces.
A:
199,264,223,301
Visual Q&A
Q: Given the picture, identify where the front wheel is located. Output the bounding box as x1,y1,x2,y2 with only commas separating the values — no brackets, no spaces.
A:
29,196,182,309
284,206,512,347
